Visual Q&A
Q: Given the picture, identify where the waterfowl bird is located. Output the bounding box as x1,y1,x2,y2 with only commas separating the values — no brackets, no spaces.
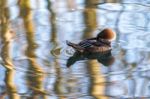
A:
66,28,116,53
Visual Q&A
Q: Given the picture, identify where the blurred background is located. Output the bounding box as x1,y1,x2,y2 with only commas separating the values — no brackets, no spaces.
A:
1,0,150,99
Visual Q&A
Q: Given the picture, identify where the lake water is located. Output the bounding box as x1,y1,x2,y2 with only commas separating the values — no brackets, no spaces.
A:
1,0,150,99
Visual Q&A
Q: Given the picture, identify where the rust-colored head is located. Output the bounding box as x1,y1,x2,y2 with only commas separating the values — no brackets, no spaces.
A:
97,28,116,41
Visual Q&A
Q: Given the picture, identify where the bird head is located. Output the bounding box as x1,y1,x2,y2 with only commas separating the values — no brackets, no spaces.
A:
97,28,116,41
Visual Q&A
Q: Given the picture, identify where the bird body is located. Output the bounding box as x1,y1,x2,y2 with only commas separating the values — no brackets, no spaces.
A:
66,28,116,53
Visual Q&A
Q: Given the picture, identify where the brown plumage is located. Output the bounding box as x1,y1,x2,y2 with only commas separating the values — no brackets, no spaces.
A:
67,28,116,53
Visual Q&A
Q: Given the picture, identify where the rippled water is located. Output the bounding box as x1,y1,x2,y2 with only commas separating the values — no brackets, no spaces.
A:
1,0,150,99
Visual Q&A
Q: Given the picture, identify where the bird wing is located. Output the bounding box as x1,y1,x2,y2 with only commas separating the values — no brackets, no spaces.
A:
79,40,95,48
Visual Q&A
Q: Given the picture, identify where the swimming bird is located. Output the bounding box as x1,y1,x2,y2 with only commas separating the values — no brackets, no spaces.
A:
66,28,116,53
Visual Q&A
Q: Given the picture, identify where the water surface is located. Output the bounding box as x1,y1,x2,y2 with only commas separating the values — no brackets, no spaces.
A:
0,0,150,99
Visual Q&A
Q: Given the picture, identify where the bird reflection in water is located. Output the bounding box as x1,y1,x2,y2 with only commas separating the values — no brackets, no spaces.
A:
66,50,115,67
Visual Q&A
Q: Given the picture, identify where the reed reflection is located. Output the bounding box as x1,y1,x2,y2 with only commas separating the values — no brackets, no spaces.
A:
47,0,68,97
47,0,57,42
18,0,47,98
0,0,20,99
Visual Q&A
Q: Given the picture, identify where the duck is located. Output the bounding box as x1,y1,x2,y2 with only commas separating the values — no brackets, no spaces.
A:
66,28,116,53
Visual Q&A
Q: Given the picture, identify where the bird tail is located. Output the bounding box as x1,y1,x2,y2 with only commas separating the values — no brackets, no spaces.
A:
66,40,84,52
66,40,72,46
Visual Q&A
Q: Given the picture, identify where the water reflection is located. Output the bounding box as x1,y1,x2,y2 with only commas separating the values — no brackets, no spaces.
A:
19,0,47,98
67,50,115,67
1,0,150,98
0,0,20,99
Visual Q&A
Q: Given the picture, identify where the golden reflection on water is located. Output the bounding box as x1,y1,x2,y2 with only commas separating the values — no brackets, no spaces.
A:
1,0,150,99
46,0,66,97
83,0,109,99
0,0,20,99
19,0,47,98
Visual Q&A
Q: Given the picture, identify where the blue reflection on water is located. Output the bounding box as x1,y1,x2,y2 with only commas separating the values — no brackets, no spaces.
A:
1,0,150,98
